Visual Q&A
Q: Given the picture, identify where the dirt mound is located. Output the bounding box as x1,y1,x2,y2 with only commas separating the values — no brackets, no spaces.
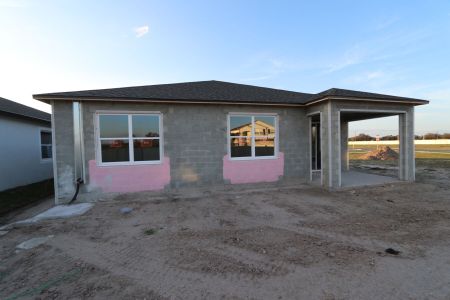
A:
359,146,399,160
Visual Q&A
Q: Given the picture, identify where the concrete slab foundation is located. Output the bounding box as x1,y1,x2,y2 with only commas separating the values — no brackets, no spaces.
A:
341,171,398,187
0,203,93,230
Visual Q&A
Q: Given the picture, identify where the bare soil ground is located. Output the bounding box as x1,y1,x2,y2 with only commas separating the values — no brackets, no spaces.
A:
1,166,450,299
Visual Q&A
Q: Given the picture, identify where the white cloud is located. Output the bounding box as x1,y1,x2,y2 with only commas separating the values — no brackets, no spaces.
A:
239,54,290,82
325,45,363,73
323,29,430,75
133,25,149,38
366,71,383,80
375,16,400,31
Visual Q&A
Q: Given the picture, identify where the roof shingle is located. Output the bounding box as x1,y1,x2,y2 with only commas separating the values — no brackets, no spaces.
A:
308,88,427,103
33,80,428,106
0,97,51,122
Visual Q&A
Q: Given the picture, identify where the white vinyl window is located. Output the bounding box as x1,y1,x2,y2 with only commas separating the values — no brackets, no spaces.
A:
97,113,162,165
228,114,278,159
40,130,52,160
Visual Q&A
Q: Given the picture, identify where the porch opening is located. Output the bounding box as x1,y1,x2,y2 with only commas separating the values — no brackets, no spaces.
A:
342,112,400,188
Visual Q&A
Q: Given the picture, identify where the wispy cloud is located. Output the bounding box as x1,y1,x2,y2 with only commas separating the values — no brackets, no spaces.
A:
323,29,431,74
133,25,149,38
374,16,400,31
341,70,388,87
325,45,363,73
366,71,383,79
240,54,290,82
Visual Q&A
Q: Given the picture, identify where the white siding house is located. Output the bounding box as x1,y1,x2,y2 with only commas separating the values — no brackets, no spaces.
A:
0,97,53,191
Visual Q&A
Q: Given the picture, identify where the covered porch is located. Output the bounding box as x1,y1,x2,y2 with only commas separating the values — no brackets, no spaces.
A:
307,100,415,189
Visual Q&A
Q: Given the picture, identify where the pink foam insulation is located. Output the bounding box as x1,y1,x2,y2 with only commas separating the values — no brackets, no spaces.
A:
223,152,284,184
88,158,170,193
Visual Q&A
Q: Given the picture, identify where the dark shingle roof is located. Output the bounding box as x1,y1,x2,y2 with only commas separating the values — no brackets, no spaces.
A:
33,80,428,106
309,88,427,104
0,97,51,122
34,80,313,105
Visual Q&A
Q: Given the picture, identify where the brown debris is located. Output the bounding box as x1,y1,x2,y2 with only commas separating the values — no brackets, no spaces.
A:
359,146,399,160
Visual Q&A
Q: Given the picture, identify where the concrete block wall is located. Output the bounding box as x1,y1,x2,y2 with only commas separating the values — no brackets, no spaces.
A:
52,101,76,203
52,101,310,203
399,106,415,181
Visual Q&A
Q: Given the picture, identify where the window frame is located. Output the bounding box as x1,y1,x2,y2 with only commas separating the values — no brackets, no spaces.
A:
95,111,164,166
39,128,53,162
227,113,279,161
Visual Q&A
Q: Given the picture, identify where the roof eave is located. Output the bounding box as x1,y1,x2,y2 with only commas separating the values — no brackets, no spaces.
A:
304,96,429,106
33,94,429,107
0,110,51,123
32,95,308,107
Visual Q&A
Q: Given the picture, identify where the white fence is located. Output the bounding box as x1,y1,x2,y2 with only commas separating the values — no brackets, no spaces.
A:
348,139,450,145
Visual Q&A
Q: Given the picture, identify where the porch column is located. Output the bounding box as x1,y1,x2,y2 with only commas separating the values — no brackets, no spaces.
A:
399,107,415,181
322,102,341,188
341,121,349,171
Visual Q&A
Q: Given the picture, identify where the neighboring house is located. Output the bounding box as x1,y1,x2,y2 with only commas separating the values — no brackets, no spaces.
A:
0,97,53,191
33,81,428,204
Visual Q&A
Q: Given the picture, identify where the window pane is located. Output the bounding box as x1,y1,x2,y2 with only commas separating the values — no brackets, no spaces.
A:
41,145,52,159
132,115,160,137
101,139,130,162
40,131,52,144
255,137,275,156
134,139,160,161
254,116,275,137
99,115,128,138
230,137,252,157
230,116,252,136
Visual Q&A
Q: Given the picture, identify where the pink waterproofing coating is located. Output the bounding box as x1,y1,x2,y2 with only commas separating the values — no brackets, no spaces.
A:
223,152,284,184
88,157,170,193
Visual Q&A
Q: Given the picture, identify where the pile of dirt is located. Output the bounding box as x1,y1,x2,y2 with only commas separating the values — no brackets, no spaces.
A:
359,146,399,160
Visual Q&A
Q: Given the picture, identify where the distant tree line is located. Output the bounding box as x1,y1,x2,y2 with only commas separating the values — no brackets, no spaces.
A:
349,133,450,141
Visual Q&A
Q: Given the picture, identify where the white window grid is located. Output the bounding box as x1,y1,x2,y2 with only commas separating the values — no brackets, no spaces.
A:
228,114,278,160
40,129,52,160
96,113,163,166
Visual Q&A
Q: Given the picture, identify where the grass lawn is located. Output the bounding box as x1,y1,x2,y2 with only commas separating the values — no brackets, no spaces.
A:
0,179,54,216
349,143,450,160
349,143,450,170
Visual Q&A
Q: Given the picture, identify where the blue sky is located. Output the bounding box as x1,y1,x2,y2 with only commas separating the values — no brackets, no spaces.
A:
1,0,449,135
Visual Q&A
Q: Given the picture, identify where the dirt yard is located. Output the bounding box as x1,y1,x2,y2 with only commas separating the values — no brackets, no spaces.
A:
1,166,450,299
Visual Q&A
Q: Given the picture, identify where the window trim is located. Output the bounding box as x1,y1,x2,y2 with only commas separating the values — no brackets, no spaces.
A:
39,128,53,163
95,111,164,166
227,112,279,161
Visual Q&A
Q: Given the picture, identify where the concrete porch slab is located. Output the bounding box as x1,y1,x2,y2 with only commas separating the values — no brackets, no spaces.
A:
341,170,398,188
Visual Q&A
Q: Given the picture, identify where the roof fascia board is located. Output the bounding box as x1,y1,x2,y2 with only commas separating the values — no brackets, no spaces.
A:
33,95,428,107
305,96,428,106
33,97,306,107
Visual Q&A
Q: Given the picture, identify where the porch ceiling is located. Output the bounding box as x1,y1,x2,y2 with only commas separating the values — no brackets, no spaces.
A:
340,111,398,122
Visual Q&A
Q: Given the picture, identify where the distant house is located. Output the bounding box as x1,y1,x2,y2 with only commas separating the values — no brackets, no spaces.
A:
0,97,53,191
33,80,428,204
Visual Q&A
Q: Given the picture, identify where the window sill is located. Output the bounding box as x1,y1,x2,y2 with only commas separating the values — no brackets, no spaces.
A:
229,156,278,161
40,158,53,164
97,160,163,167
